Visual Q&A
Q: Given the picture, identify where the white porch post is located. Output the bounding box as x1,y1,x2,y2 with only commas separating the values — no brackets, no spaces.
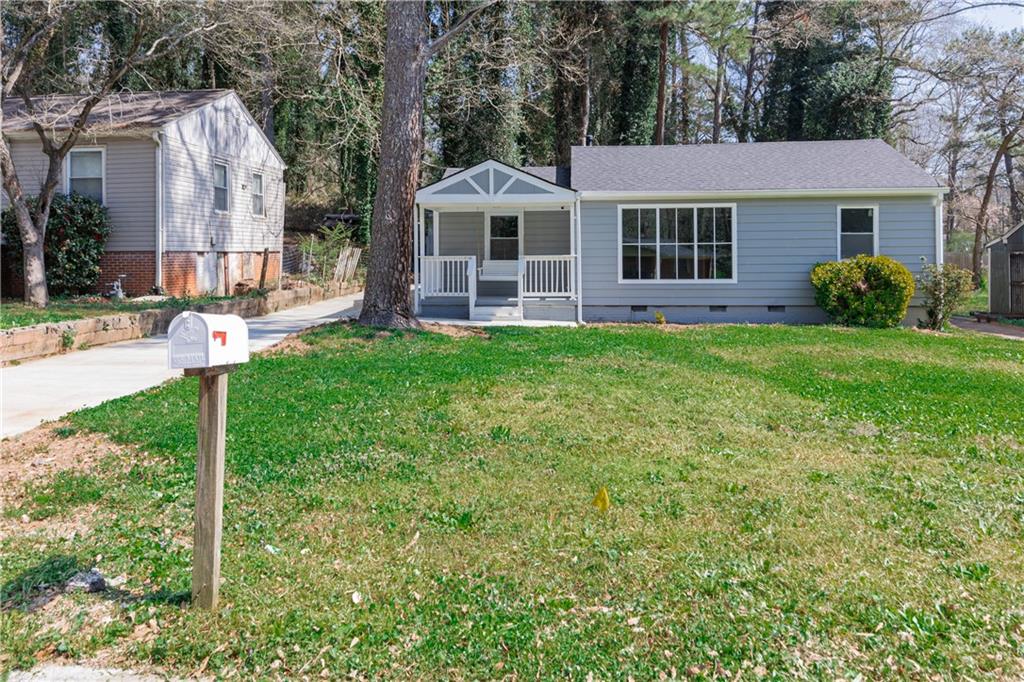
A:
575,197,583,324
568,202,577,302
414,204,423,314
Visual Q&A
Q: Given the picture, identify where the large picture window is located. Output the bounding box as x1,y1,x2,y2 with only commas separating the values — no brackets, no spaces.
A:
838,206,877,259
67,148,104,203
620,205,735,282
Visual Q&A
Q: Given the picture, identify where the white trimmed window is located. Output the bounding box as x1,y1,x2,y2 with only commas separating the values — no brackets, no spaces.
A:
620,205,735,281
251,171,265,217
488,213,520,260
838,206,878,259
67,148,104,203
213,162,230,212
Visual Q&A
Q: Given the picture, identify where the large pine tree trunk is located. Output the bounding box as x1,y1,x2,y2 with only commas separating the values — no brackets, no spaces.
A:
357,2,429,328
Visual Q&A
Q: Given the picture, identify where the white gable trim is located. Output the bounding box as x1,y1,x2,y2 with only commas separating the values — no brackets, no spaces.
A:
417,159,577,204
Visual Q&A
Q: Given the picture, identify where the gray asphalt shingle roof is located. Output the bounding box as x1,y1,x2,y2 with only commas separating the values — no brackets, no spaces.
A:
570,139,940,193
2,90,233,133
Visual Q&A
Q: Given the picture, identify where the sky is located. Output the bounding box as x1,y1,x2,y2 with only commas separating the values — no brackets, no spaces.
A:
961,2,1024,31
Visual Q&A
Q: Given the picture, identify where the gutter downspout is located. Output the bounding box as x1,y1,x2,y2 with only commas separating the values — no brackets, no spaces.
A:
152,131,164,293
575,195,584,324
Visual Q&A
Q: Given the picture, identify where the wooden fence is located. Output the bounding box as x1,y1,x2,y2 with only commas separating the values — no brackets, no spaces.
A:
945,252,985,274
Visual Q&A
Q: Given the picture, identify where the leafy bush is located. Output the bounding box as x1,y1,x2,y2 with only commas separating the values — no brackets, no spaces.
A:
810,255,915,328
2,194,111,295
916,263,975,330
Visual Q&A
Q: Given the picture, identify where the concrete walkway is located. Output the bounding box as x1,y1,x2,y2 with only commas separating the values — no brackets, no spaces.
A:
2,292,362,438
951,316,1024,340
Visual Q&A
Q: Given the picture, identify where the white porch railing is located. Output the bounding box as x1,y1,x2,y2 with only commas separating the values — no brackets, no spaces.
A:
521,255,576,299
420,255,477,317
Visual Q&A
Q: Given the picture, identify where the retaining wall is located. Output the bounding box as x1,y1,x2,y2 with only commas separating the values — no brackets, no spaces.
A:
2,284,361,364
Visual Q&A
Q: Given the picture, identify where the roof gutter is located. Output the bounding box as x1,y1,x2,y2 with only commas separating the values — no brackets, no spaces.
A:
152,131,164,293
578,187,948,201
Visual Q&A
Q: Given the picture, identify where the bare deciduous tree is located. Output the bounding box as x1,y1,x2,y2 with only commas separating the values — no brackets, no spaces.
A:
1,1,218,307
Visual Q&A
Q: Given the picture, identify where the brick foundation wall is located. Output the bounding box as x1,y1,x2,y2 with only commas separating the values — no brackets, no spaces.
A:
2,249,282,299
92,252,156,297
162,252,197,297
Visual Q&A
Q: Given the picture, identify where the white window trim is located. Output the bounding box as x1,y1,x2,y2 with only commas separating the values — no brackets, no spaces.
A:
250,170,266,219
836,204,880,260
483,209,525,261
213,160,231,214
616,203,738,284
64,146,106,205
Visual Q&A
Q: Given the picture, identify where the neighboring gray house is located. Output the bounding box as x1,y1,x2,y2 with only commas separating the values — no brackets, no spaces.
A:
2,90,285,297
413,140,945,323
986,220,1024,316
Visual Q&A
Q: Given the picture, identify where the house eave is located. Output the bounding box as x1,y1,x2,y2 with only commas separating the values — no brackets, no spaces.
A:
577,187,948,201
2,127,162,140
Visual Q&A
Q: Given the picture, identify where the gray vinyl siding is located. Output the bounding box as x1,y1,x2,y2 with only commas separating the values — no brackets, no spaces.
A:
579,196,937,307
438,212,483,259
523,211,570,255
3,136,156,251
437,210,571,259
161,94,285,253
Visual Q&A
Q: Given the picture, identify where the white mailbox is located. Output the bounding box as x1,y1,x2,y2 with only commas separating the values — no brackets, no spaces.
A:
168,312,249,369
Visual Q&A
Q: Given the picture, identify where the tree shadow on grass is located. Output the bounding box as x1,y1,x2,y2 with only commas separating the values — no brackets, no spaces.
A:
2,554,190,613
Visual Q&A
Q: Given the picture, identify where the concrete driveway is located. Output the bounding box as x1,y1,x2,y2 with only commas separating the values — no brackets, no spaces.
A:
2,291,362,438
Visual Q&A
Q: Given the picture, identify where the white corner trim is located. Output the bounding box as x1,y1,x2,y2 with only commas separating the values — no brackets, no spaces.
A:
836,204,880,260
616,203,738,285
152,132,164,290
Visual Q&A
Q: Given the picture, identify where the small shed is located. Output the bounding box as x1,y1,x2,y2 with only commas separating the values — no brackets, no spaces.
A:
987,220,1024,316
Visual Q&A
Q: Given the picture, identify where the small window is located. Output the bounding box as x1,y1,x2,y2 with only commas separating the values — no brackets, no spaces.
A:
839,206,876,259
67,149,104,203
251,171,265,217
213,162,229,212
621,205,733,281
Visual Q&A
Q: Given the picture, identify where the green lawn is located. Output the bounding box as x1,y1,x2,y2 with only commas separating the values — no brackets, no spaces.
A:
2,323,1023,679
1,294,254,330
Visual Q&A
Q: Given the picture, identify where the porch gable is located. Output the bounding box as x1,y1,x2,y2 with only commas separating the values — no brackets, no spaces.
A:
416,159,577,207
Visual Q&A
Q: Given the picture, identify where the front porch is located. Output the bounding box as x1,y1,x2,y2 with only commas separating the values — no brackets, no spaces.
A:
414,161,581,323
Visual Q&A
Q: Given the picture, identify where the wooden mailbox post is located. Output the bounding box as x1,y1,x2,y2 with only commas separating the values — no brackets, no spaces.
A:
168,312,249,609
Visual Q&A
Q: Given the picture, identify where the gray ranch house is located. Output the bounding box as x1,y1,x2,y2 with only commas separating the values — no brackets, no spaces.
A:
413,140,945,324
2,90,285,297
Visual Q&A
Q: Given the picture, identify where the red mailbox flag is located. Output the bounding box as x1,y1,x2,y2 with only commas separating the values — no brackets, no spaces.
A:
212,331,227,346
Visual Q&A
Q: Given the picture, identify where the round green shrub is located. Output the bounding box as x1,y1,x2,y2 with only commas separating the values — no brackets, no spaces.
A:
2,193,111,295
810,255,915,328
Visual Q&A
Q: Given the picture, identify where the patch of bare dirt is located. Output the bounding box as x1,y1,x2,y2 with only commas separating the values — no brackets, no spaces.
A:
258,331,314,356
0,422,138,538
421,322,490,339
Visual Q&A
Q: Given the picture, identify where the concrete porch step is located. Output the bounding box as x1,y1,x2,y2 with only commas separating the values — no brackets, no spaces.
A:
470,305,522,322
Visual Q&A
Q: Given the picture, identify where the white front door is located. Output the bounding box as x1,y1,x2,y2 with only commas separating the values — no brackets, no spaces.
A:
480,211,522,280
